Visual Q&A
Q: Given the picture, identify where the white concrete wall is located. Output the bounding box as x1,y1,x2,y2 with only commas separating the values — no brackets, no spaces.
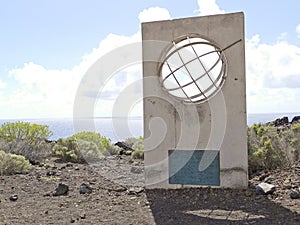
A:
142,12,248,189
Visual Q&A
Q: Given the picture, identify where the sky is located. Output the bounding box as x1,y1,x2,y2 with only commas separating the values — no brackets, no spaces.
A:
0,0,300,119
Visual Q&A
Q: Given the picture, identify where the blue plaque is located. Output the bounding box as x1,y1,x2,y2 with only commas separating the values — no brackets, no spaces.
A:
169,150,220,186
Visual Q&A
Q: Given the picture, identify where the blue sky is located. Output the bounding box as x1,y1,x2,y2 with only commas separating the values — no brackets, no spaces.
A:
0,0,300,118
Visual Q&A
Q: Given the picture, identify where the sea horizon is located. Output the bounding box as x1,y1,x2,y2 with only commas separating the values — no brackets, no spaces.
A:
0,112,299,142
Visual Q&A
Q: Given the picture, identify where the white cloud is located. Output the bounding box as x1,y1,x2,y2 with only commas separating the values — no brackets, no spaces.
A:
197,0,225,16
296,24,300,38
138,7,171,23
246,35,300,89
80,33,141,68
6,62,82,118
1,3,300,119
0,80,6,89
1,29,142,119
194,0,299,113
246,35,300,113
1,6,173,119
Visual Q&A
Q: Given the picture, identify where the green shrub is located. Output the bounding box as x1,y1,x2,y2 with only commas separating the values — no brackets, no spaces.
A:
124,136,144,150
123,136,142,147
122,136,144,158
0,121,53,162
71,131,110,156
52,132,108,163
248,124,282,173
0,121,52,143
292,123,300,133
288,123,300,161
0,150,32,175
131,150,144,159
53,138,80,162
107,145,123,155
125,150,133,155
77,139,104,161
247,122,300,175
132,138,144,151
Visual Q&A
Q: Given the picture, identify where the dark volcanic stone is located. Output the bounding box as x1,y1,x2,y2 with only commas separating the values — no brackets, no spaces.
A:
130,166,143,174
290,190,300,199
79,183,93,194
291,116,300,124
53,183,69,196
114,142,134,153
9,194,18,201
46,171,56,176
273,117,289,126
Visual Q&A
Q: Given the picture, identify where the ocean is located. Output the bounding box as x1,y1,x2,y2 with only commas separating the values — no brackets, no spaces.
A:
0,113,299,143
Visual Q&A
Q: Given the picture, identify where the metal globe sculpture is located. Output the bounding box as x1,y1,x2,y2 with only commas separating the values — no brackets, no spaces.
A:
159,34,228,104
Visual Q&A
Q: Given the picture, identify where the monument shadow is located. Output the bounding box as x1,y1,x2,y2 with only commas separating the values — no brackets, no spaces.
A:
146,187,300,225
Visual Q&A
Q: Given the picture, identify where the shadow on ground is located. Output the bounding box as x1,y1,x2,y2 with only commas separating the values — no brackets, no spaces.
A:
146,188,300,225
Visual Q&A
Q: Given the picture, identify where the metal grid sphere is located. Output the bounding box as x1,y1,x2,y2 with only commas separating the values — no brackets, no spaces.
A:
159,34,228,104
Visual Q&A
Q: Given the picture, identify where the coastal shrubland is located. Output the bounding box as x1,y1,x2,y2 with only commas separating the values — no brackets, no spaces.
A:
0,150,32,175
52,132,109,163
51,132,145,163
0,119,299,175
71,131,110,155
131,150,144,159
248,122,300,175
0,121,53,163
107,145,123,155
123,136,144,159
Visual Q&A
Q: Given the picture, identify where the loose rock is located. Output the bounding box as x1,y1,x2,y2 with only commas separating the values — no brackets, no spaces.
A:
79,183,93,194
244,190,253,197
108,186,127,193
130,166,143,174
259,172,270,181
127,187,144,195
256,182,276,195
9,194,18,201
80,212,86,219
114,141,134,152
291,116,300,124
273,116,289,126
46,171,56,176
290,190,300,199
53,183,69,196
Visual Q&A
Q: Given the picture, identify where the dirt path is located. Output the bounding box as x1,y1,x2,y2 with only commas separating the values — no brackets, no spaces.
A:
0,156,299,224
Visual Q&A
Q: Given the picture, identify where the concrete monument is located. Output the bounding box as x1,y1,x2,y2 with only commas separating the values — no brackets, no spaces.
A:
142,12,247,188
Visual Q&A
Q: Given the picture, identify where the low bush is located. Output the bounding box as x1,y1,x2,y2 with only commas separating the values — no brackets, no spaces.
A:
131,150,144,160
132,137,144,152
131,137,144,159
107,145,123,155
282,123,300,161
0,121,52,143
53,138,79,162
122,136,144,158
52,131,109,163
124,136,144,151
0,150,32,175
123,137,142,148
0,121,53,162
71,131,110,155
247,122,300,175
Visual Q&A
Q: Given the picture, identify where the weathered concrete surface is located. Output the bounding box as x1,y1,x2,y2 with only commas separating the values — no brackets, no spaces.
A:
142,12,247,189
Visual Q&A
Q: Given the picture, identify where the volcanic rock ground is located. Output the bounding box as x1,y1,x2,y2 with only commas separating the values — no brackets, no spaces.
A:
0,156,299,225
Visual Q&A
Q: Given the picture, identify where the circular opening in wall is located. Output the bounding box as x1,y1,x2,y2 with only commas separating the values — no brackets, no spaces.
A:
159,34,228,104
